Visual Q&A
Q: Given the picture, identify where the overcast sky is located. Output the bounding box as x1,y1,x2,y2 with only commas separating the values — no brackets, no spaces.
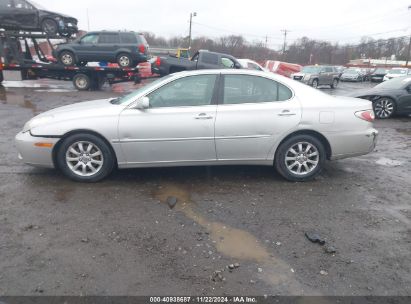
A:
35,0,411,49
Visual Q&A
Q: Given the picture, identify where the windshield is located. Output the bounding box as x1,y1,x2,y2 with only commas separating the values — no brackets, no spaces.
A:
111,75,173,104
375,76,411,89
301,66,321,73
389,69,408,75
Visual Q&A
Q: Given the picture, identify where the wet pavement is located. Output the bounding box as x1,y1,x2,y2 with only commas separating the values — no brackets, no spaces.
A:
0,79,410,296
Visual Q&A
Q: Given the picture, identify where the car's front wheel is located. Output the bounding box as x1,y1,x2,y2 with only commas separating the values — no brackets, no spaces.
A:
41,19,58,36
56,133,115,182
275,134,326,182
373,97,396,119
331,78,338,89
311,79,319,89
59,51,76,66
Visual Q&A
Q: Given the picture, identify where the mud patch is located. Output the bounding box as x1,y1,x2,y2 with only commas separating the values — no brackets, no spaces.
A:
0,92,38,115
153,182,305,292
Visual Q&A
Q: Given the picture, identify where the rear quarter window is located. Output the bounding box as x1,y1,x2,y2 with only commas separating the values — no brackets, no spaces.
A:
201,53,219,65
120,33,138,44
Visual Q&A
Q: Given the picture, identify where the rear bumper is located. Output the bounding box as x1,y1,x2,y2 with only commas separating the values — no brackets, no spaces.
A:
15,131,59,168
328,128,378,160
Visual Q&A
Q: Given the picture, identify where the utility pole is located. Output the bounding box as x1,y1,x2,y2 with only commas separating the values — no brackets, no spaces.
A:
188,12,197,49
86,8,90,31
281,29,289,59
265,35,268,48
406,5,411,67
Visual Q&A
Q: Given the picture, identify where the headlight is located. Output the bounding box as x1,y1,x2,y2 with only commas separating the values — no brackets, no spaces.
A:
22,115,54,133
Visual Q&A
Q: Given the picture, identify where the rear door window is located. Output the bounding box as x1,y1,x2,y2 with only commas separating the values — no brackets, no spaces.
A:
120,33,138,44
223,75,292,104
98,33,120,44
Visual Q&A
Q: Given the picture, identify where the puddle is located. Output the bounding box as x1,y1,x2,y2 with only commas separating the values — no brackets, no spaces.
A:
153,182,305,292
35,89,75,93
0,92,38,115
396,129,411,136
376,157,403,167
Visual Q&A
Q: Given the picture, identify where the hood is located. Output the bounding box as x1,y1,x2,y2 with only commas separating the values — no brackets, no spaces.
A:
348,87,399,98
26,99,123,132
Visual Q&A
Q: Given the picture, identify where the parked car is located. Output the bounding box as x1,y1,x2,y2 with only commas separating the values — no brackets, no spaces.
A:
151,50,241,76
370,68,389,83
53,31,150,67
264,60,302,78
340,69,364,82
334,66,346,77
238,59,267,71
383,68,409,81
0,0,78,37
352,76,411,119
16,69,378,183
360,68,375,81
292,65,340,88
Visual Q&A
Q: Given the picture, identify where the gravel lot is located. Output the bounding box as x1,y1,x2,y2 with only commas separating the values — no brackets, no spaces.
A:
0,79,410,296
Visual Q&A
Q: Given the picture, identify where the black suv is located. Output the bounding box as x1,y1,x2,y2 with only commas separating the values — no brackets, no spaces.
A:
0,0,78,37
53,31,150,68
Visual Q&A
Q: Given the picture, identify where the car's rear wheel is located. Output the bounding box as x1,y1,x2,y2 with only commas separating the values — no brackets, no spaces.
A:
59,51,76,66
73,73,91,91
311,79,319,88
56,134,115,182
117,53,133,67
373,97,396,119
331,78,338,89
275,135,326,182
41,19,58,36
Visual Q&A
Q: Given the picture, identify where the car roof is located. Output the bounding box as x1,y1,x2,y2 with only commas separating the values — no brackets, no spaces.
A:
85,31,142,35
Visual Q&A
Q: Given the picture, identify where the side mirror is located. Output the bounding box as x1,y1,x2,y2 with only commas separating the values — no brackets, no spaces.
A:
235,62,242,69
135,96,150,109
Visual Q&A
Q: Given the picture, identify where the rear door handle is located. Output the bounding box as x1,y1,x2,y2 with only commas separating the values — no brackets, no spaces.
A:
195,113,213,120
278,110,296,117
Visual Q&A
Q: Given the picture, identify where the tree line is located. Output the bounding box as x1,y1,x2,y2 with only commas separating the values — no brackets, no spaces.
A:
143,32,410,65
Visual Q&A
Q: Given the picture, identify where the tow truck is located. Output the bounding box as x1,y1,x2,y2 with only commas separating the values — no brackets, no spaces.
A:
0,30,141,90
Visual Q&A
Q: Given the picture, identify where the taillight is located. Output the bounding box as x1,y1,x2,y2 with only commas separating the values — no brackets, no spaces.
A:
138,44,146,53
155,57,161,66
355,110,375,122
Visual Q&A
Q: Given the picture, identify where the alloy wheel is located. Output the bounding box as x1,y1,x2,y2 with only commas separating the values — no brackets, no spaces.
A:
284,142,319,176
65,141,104,177
374,98,394,118
61,54,73,65
118,56,130,67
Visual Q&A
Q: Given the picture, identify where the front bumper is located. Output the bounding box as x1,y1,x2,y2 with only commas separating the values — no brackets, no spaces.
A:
15,131,60,168
293,77,312,85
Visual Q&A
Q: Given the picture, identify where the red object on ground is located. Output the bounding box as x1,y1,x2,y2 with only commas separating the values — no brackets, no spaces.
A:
264,60,302,78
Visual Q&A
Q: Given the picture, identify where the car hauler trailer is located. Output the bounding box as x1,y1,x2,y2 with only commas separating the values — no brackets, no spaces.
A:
0,30,141,90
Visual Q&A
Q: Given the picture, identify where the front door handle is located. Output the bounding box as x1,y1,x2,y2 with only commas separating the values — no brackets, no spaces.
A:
195,113,213,120
278,110,296,117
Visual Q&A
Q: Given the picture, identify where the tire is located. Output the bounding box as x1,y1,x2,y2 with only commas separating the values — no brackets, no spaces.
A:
311,79,319,89
275,134,326,182
73,73,91,91
59,51,76,66
373,97,396,119
331,78,338,89
56,133,115,182
117,53,133,67
41,19,58,36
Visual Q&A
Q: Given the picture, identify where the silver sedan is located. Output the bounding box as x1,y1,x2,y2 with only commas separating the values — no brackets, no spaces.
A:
15,70,378,182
